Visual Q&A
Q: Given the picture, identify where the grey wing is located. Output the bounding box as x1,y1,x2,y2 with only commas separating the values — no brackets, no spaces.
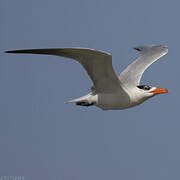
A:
6,48,125,94
119,45,168,87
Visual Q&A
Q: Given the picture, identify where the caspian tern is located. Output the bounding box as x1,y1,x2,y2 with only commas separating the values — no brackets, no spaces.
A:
5,45,168,110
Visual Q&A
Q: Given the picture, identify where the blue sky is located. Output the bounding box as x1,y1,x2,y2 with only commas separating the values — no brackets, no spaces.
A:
0,0,180,179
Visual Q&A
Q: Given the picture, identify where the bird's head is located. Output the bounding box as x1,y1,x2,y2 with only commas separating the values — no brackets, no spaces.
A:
136,85,168,101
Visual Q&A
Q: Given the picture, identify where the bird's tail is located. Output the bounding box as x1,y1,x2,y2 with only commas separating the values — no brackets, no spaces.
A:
64,93,95,107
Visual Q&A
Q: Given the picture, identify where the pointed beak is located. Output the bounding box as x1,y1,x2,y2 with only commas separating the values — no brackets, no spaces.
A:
150,88,168,95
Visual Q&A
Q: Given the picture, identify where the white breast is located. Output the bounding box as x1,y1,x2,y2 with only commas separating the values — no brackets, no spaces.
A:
95,92,131,110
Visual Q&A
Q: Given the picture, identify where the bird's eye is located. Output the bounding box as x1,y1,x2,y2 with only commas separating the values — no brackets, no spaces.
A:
143,86,151,90
137,85,151,90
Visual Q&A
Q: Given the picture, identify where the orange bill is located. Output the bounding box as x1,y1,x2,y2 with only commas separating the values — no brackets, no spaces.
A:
150,88,168,95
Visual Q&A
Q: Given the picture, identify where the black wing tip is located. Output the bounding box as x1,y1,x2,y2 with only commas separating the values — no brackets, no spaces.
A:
5,50,20,53
133,47,141,51
133,45,168,52
5,50,11,53
4,49,41,54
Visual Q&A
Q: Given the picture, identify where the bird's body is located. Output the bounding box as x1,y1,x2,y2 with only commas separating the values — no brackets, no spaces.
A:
5,45,168,110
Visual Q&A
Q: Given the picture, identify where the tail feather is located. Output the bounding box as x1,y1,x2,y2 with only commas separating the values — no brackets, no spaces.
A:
64,93,95,107
64,95,89,104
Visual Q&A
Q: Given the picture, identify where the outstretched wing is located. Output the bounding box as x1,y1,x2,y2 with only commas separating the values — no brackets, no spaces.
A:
6,48,125,93
119,45,168,87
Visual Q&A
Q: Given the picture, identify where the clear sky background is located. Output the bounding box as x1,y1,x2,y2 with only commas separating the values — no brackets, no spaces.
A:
0,0,179,180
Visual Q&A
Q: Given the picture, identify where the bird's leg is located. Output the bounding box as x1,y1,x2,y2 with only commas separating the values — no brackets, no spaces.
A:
76,102,94,107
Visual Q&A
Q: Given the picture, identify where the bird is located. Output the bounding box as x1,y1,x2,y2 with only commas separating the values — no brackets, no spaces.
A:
5,45,168,110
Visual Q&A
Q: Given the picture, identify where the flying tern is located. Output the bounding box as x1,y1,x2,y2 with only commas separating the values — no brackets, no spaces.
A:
5,45,168,110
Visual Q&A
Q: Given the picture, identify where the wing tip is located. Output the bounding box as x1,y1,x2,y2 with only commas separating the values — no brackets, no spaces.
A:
133,47,141,51
133,45,168,52
5,50,23,54
5,50,12,53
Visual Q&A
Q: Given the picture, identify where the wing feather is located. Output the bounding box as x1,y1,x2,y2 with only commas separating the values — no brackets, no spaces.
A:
119,45,168,87
6,48,125,93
